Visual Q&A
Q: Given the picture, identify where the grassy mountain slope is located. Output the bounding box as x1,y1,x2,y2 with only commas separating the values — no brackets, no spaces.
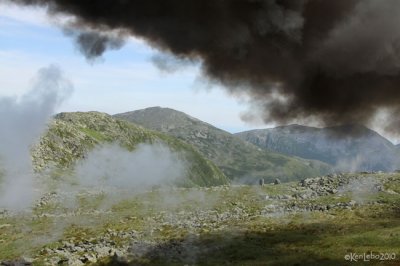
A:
31,112,228,187
236,124,400,172
114,107,332,182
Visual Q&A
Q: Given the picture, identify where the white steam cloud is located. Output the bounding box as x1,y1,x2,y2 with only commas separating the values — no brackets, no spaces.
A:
338,176,382,203
0,64,73,211
335,154,367,173
75,143,187,190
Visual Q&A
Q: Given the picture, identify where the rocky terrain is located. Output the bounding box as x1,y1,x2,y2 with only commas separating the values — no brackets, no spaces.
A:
236,124,400,172
1,110,399,265
31,111,228,187
1,172,399,265
115,107,332,182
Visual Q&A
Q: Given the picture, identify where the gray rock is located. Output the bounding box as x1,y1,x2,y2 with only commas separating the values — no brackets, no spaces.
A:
0,259,32,266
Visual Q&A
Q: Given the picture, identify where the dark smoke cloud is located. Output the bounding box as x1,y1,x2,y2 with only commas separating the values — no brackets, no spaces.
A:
8,0,400,130
63,29,125,61
151,53,195,73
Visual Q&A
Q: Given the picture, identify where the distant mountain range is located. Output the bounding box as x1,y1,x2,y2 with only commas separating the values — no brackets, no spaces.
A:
114,107,332,182
28,107,400,187
235,124,400,172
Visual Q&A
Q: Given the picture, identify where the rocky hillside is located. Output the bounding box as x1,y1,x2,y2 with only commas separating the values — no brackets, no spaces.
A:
236,124,400,172
114,107,332,182
31,112,228,187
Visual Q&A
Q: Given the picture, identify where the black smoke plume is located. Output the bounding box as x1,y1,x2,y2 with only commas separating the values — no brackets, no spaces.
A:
8,0,400,130
63,29,125,61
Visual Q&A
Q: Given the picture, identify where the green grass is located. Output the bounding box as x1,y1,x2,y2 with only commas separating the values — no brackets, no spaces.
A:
78,127,109,142
1,173,399,265
97,208,400,266
114,108,333,182
31,112,228,187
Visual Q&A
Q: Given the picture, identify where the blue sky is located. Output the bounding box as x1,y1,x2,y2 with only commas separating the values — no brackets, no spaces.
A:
0,3,268,133
1,3,399,144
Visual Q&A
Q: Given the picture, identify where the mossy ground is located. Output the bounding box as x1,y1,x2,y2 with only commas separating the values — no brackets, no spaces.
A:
1,173,399,265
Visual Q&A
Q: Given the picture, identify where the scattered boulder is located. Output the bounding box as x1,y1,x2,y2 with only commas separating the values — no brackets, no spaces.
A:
274,178,281,185
0,258,32,266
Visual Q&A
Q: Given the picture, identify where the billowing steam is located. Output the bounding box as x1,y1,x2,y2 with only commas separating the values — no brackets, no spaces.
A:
6,0,400,132
0,65,73,210
52,143,188,213
75,143,186,190
338,176,382,203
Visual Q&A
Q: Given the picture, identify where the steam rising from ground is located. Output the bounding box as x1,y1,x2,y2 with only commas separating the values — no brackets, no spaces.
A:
75,143,186,190
25,143,190,251
0,65,73,211
339,176,382,203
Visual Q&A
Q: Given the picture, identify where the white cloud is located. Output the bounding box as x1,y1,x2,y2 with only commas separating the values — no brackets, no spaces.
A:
0,41,257,134
0,3,50,27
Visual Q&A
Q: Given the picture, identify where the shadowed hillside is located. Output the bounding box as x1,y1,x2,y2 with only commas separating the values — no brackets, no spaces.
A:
114,107,332,182
236,124,400,172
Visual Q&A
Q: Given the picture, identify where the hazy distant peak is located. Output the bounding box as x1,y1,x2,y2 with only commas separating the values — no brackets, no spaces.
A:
235,123,400,172
248,123,380,138
115,106,216,131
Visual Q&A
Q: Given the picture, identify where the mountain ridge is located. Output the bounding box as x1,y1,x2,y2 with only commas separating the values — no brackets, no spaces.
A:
114,107,332,182
235,124,400,172
31,111,228,187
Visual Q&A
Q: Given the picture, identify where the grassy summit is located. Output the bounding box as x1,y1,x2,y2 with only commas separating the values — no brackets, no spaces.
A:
31,111,228,187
